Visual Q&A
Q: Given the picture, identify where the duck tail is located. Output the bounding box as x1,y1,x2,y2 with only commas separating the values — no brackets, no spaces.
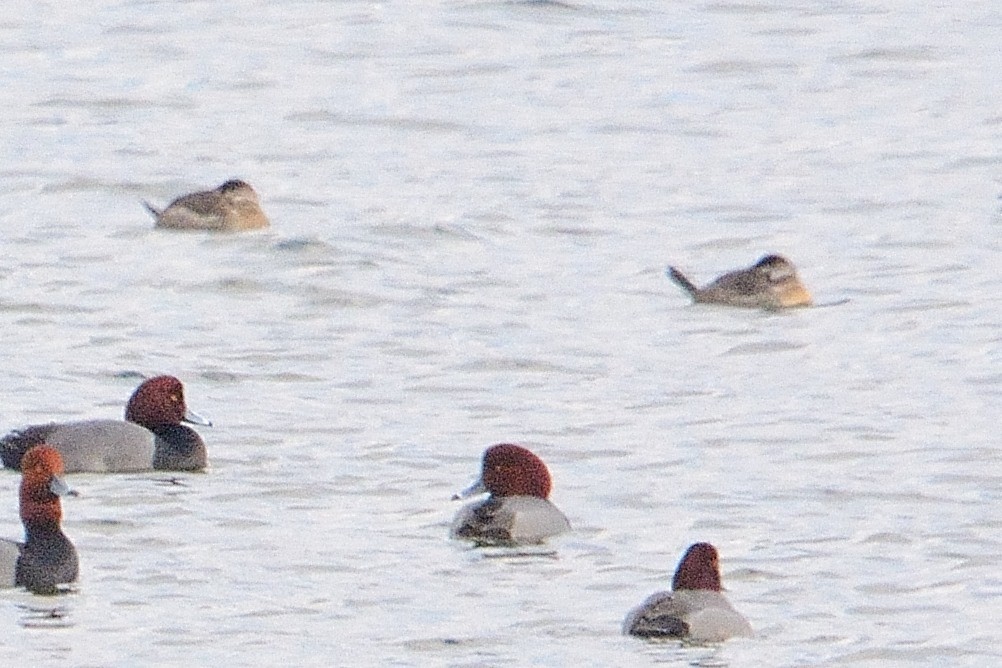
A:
666,266,699,297
142,200,162,220
0,435,22,470
0,426,47,470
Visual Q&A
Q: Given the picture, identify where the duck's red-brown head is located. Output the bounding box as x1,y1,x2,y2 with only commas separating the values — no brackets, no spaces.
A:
125,376,210,430
672,542,723,592
480,443,553,499
19,445,70,531
125,376,187,427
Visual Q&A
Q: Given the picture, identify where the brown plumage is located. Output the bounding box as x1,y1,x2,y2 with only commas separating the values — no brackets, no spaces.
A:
144,179,269,231
667,254,812,309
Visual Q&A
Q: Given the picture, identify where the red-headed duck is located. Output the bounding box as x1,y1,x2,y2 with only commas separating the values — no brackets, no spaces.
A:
667,254,812,309
144,179,269,231
624,542,752,642
1,375,211,473
450,443,570,545
0,446,78,594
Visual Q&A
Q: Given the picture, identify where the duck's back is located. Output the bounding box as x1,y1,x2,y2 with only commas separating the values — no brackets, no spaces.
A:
624,590,688,637
155,197,228,230
674,590,753,641
155,189,267,231
0,539,19,588
696,269,777,307
451,495,570,544
2,420,156,473
625,589,751,641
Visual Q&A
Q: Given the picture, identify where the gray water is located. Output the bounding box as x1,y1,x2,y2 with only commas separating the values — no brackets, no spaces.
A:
1,0,1000,666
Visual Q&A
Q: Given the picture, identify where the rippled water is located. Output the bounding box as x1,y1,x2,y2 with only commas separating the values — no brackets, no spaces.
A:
1,0,1000,665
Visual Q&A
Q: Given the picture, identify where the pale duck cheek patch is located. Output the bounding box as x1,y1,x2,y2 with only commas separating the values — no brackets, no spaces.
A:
766,266,794,282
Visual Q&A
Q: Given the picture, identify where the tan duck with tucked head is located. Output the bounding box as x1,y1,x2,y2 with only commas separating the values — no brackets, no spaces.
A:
144,179,269,231
667,254,812,309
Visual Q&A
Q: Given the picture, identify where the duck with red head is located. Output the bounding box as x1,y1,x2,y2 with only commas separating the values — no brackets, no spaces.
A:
1,375,211,473
624,542,752,642
667,254,812,309
450,443,570,545
0,446,78,594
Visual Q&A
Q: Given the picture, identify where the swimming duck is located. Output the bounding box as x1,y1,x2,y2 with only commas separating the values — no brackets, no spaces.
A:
1,376,211,473
624,542,752,642
667,254,812,309
144,179,269,231
0,446,78,594
451,443,570,545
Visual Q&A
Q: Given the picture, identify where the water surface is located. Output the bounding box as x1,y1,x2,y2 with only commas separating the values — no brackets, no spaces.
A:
0,1,1000,665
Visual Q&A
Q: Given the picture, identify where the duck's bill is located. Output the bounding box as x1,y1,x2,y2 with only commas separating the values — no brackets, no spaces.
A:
452,478,486,501
183,408,213,427
49,475,78,498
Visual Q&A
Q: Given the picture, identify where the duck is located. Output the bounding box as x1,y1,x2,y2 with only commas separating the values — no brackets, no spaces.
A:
1,375,211,473
0,446,78,594
624,542,753,642
143,179,269,231
450,443,570,545
667,254,812,309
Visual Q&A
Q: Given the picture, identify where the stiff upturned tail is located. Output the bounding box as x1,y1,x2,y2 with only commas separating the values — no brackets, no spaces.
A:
666,266,699,297
142,201,162,220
